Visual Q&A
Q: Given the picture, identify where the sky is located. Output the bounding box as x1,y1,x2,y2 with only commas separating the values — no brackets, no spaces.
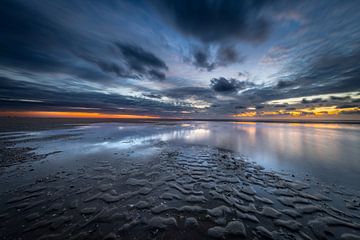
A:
0,0,360,119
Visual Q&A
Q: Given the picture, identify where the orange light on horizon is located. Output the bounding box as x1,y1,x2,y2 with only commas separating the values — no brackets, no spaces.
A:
233,111,257,117
232,106,360,118
0,111,160,119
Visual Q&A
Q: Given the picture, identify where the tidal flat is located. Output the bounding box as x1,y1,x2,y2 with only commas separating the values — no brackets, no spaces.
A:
0,119,360,239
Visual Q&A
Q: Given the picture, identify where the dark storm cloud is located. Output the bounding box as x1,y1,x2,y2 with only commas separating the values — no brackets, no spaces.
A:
115,43,168,71
77,42,169,81
151,0,281,72
151,0,271,43
277,80,296,89
192,50,215,72
0,0,77,72
0,0,168,82
153,0,310,74
148,70,166,81
0,76,189,115
0,0,108,83
191,45,245,71
0,0,175,116
210,77,255,93
114,42,168,80
216,45,245,66
76,53,133,79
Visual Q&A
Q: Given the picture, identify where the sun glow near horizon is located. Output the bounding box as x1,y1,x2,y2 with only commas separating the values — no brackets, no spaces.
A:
0,111,160,119
233,106,360,118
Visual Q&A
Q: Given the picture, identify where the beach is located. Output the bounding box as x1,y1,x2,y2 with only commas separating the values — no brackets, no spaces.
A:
0,119,359,239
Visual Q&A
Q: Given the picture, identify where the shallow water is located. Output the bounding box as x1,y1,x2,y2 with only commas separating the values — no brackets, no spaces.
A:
0,121,359,239
168,122,360,190
5,121,360,189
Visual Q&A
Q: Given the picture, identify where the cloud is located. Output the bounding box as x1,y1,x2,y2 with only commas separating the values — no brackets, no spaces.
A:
239,49,360,109
238,71,250,80
152,0,270,71
216,45,246,66
210,77,255,93
336,104,358,109
142,93,163,99
278,51,360,97
192,49,215,71
0,76,189,115
76,53,133,79
190,45,245,71
151,0,271,43
77,42,169,81
148,69,166,81
151,0,304,74
256,105,265,109
0,0,120,84
273,103,288,108
277,80,296,89
0,0,359,118
0,0,168,83
235,105,246,109
115,42,168,80
261,46,290,66
301,98,323,104
113,42,168,80
162,87,213,100
330,96,351,101
0,0,76,72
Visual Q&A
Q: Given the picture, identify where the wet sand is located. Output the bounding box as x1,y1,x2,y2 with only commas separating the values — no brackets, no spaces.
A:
0,121,359,239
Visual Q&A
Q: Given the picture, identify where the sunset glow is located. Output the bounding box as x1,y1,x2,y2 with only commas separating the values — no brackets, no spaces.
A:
0,111,160,119
233,106,360,118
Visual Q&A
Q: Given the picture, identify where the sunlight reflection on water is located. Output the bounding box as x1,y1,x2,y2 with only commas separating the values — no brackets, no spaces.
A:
12,121,360,189
168,122,360,188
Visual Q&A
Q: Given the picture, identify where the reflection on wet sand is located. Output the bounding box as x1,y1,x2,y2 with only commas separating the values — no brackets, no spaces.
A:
174,122,360,189
0,121,359,239
1,122,359,188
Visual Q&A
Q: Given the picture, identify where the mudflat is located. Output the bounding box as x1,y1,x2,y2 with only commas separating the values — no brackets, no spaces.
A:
0,120,359,239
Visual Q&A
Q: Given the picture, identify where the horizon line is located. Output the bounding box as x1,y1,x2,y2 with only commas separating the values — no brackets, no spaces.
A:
1,116,359,125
